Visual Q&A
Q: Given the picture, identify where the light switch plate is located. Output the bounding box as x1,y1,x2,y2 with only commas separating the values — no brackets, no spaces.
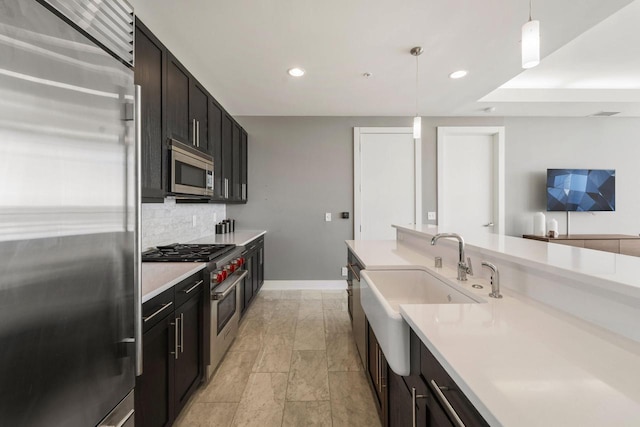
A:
325,213,332,222
341,267,348,277
427,212,436,220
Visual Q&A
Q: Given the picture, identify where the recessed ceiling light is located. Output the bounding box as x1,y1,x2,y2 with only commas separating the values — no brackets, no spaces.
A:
288,68,305,77
449,70,468,79
363,72,373,78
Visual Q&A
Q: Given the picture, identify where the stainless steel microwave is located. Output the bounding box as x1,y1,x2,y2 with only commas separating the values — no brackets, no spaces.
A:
169,139,213,197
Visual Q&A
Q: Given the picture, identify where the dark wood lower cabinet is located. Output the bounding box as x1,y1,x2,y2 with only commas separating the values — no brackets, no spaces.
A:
136,273,205,427
135,314,175,427
388,368,414,427
240,236,265,317
174,291,204,414
367,325,388,424
242,257,253,313
367,326,489,427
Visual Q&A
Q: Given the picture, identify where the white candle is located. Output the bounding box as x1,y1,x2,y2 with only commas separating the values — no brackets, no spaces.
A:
533,212,546,236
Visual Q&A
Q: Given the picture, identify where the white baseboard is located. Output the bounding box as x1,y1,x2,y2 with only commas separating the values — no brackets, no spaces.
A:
262,280,347,290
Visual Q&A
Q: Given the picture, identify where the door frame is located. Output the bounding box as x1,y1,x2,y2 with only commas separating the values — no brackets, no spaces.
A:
436,126,505,234
353,127,422,240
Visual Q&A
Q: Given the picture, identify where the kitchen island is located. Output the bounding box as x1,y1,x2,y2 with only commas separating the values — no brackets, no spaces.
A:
346,225,640,426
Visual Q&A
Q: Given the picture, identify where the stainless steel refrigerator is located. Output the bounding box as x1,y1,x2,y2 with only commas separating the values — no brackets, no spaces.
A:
0,1,141,426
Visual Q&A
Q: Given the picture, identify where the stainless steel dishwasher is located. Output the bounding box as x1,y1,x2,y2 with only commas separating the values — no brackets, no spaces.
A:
348,251,367,369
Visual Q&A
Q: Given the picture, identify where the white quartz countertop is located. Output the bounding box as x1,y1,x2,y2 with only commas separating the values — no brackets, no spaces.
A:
346,239,434,269
394,224,640,299
401,297,640,427
187,229,266,246
346,237,640,426
141,262,206,303
141,230,265,302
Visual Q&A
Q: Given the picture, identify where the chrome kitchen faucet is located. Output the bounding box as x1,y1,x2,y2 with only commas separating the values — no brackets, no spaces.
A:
430,233,473,281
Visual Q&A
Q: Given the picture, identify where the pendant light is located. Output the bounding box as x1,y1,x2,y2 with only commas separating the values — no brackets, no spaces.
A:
410,46,423,139
521,0,540,69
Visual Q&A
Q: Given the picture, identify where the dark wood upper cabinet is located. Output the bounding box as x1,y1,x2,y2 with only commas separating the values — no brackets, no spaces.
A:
189,81,208,153
166,54,208,154
166,53,190,145
208,100,224,200
240,130,248,202
135,20,248,203
135,21,167,201
221,114,234,200
231,122,242,201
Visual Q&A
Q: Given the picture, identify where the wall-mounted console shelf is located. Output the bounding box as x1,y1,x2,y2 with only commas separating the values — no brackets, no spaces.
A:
523,234,640,257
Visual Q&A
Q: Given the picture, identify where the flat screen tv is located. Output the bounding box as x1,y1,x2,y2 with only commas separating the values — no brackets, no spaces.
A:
547,169,615,212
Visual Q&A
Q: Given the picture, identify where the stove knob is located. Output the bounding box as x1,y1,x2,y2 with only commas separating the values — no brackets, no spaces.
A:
230,263,237,272
216,272,224,283
238,257,245,266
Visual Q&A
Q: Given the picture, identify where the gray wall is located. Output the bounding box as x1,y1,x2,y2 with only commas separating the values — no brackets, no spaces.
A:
228,116,502,280
230,115,640,281
503,117,640,236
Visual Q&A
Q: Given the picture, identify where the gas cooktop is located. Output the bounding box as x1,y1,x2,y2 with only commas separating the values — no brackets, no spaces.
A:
141,243,236,262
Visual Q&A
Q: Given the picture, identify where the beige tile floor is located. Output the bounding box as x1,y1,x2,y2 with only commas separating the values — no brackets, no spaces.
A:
175,289,381,427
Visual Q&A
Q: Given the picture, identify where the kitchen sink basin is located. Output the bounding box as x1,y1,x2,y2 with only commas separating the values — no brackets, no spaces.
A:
360,267,484,376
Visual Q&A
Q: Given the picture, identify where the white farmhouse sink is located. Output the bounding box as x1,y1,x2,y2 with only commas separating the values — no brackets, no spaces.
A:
360,267,484,376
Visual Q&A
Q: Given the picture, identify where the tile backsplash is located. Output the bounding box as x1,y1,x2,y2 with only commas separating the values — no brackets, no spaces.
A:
141,197,226,249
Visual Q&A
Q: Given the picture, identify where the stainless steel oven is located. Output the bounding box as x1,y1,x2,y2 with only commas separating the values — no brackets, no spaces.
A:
169,138,213,197
208,265,247,378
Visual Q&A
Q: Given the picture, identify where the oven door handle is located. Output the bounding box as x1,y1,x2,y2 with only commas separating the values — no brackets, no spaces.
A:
212,270,248,300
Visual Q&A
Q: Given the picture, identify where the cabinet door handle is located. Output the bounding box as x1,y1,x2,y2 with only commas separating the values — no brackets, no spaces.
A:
171,316,180,359
192,119,196,146
112,408,135,427
429,379,465,427
143,302,173,323
347,263,360,281
411,387,428,427
182,280,203,294
376,343,381,393
180,312,184,353
196,120,200,147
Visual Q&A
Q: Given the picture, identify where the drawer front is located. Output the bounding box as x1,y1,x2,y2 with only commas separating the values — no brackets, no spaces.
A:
555,239,584,248
175,272,205,308
620,239,640,257
419,339,488,427
142,287,175,333
584,239,619,253
245,236,264,252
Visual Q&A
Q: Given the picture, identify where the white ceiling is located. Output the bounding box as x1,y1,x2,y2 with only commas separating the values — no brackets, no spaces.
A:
132,0,638,117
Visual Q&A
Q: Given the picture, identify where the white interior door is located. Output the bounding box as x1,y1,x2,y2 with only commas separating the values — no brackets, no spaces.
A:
354,127,421,240
437,127,505,234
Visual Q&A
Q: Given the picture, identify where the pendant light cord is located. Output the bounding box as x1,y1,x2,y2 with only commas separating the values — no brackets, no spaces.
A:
415,53,419,116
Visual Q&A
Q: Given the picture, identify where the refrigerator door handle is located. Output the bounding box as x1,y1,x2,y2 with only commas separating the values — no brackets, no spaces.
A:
134,84,143,376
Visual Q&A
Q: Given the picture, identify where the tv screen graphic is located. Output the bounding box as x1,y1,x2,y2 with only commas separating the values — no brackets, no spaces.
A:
546,169,615,212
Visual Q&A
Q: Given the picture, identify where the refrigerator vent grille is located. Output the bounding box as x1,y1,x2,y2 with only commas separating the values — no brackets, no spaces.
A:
43,0,134,66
